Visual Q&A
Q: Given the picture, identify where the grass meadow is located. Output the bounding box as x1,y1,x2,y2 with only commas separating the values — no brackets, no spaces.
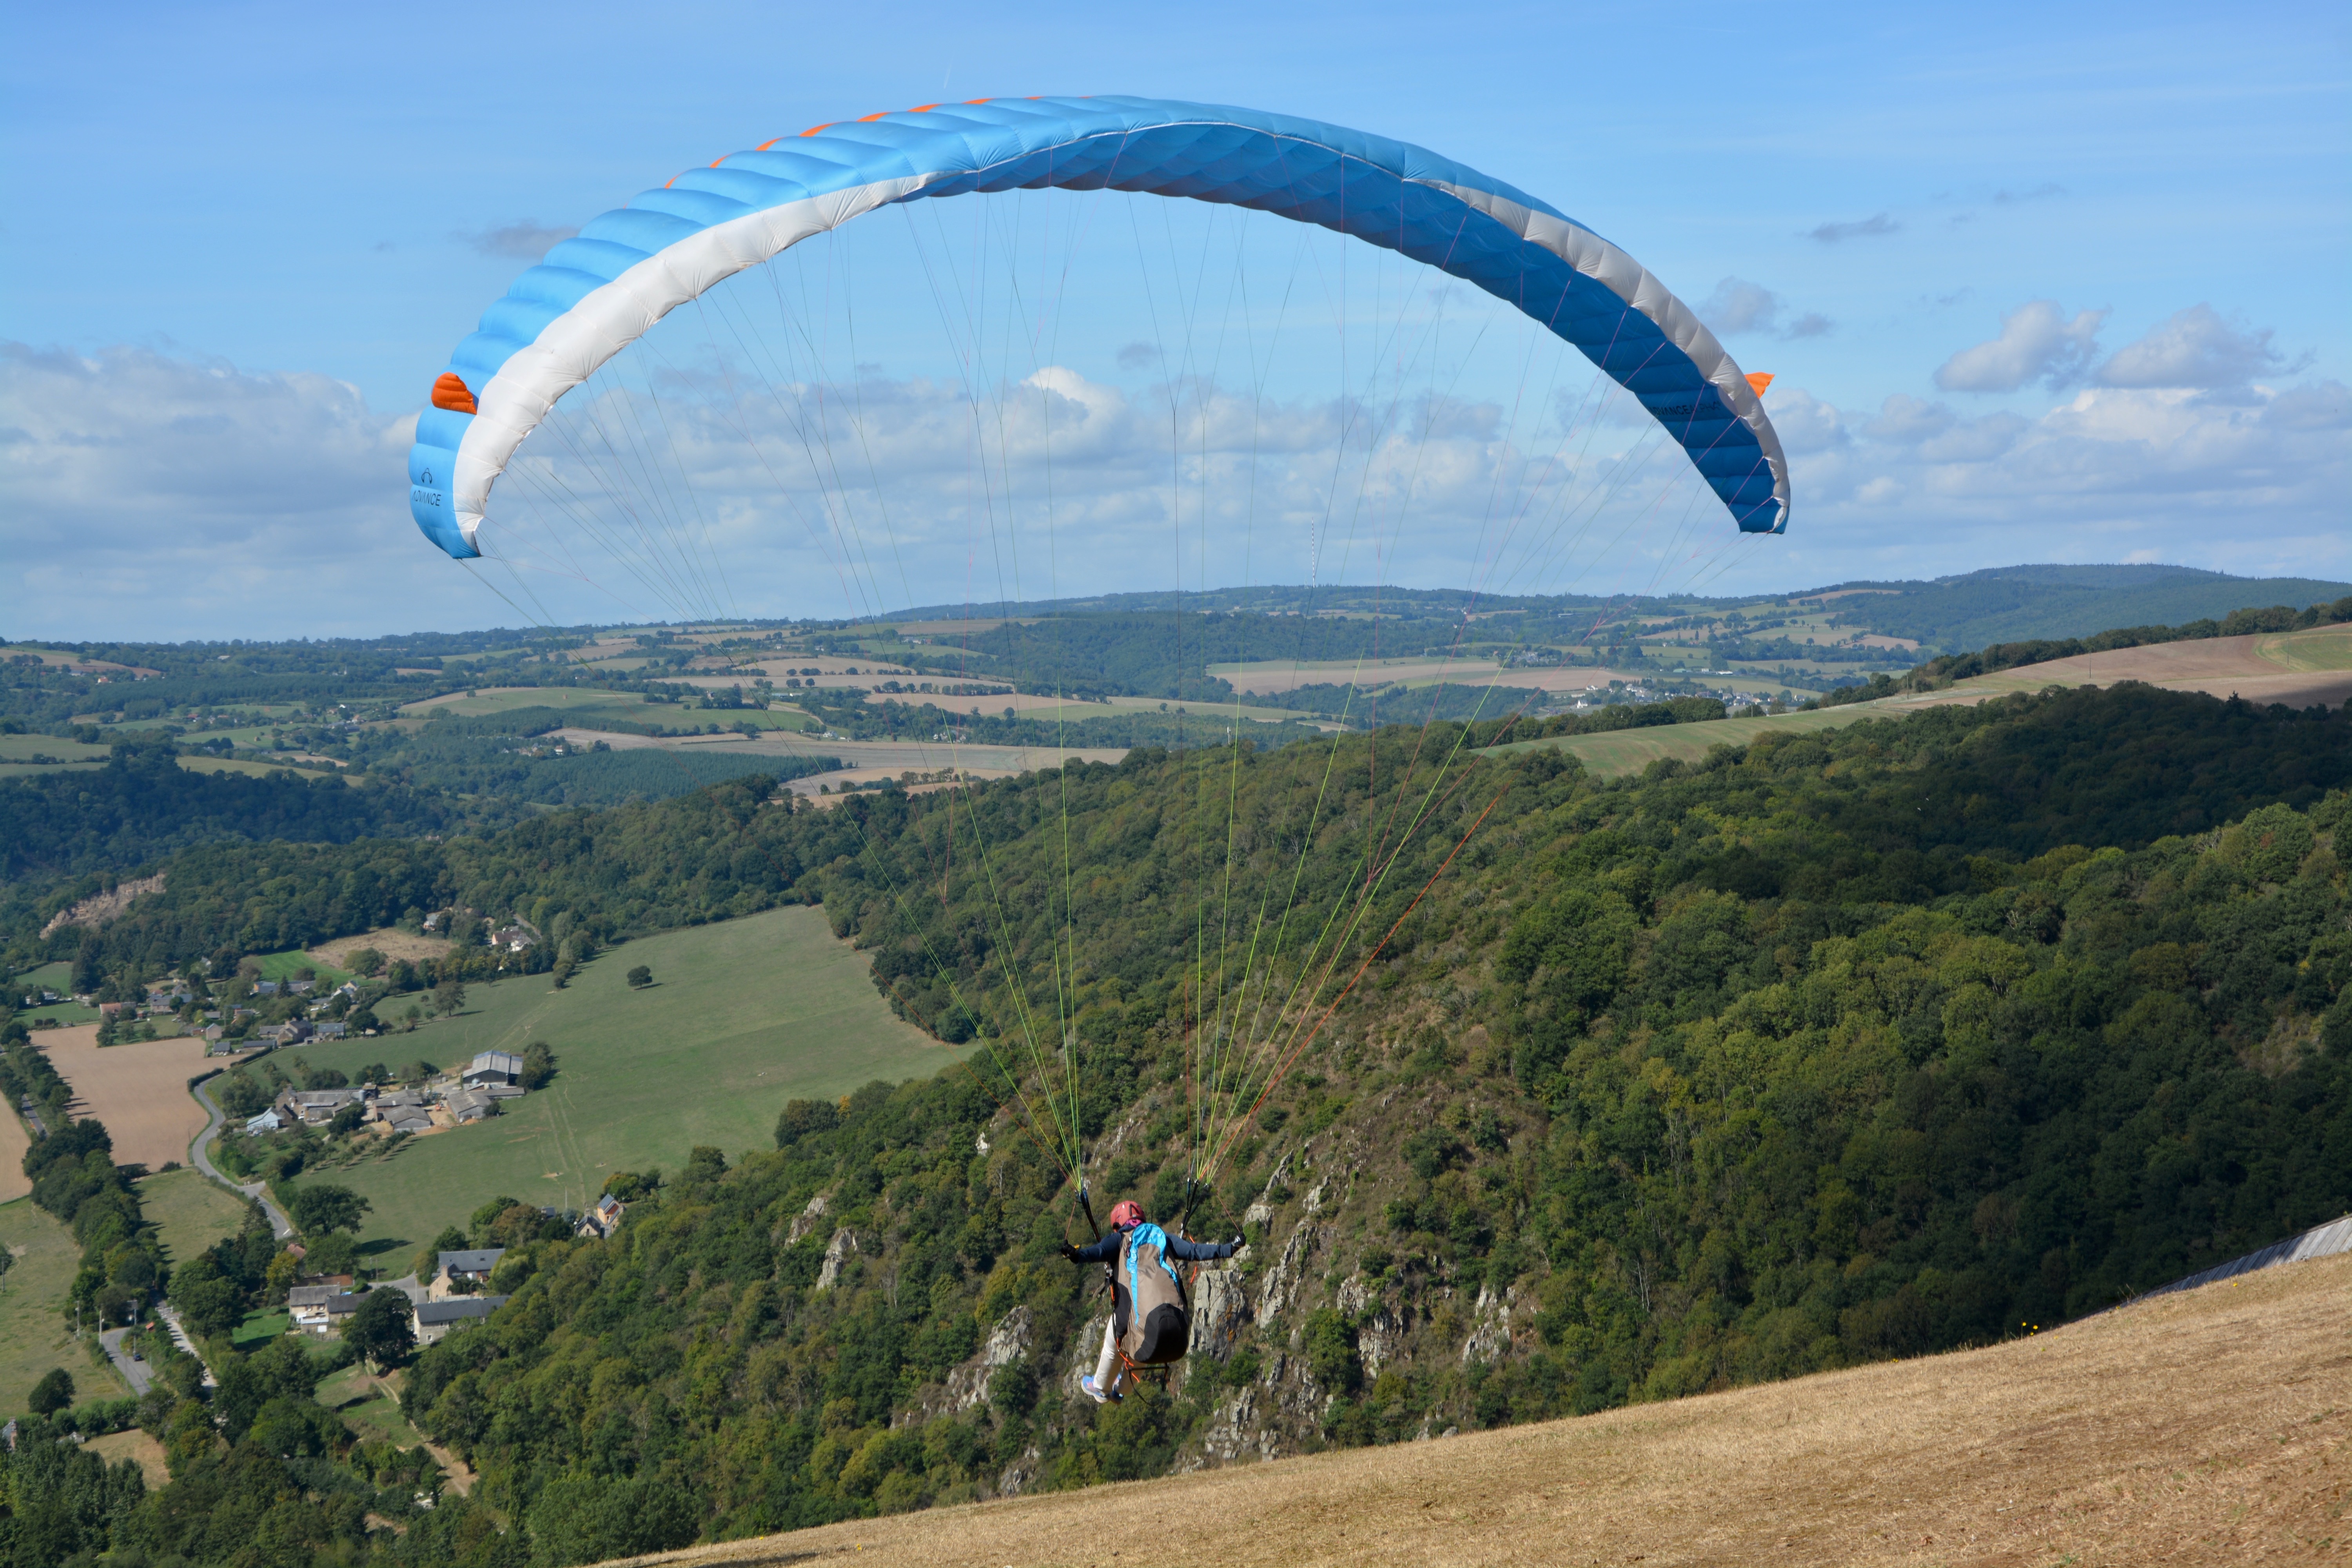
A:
0,1198,132,1416
137,1168,252,1265
261,906,969,1258
1490,702,1905,777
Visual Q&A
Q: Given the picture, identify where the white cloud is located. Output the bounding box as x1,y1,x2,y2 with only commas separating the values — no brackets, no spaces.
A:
2096,303,2297,389
1935,301,2108,392
1807,213,1900,243
0,342,437,637
461,220,581,259
1697,278,1833,341
1699,278,1781,336
1771,374,2350,581
6,323,2341,642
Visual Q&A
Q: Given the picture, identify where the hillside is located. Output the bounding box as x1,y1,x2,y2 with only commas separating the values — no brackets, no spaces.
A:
1494,617,2352,778
4,678,2347,1568
1814,563,2352,652
606,1250,2352,1568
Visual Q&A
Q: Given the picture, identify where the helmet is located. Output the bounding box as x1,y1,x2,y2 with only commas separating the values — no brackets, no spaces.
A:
1108,1200,1145,1230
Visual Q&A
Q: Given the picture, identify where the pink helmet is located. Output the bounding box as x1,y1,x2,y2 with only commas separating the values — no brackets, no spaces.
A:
1108,1200,1145,1230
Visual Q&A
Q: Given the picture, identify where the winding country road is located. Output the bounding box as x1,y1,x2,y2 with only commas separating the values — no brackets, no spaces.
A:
187,1074,292,1240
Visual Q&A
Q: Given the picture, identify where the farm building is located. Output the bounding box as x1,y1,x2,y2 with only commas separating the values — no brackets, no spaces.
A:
275,1087,358,1125
243,1109,283,1134
444,1089,495,1123
461,1051,522,1088
412,1294,509,1346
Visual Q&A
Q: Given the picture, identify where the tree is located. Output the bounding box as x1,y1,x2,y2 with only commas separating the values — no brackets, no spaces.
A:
28,1366,74,1415
349,947,386,977
521,1041,556,1090
626,965,653,989
288,1183,370,1236
432,978,466,1016
346,1287,415,1369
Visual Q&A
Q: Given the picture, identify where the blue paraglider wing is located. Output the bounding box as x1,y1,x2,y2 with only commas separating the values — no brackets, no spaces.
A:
409,96,1788,559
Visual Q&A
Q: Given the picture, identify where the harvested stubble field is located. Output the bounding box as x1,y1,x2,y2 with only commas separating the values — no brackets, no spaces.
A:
1211,657,1657,697
607,1251,2352,1568
42,1024,212,1170
305,927,454,971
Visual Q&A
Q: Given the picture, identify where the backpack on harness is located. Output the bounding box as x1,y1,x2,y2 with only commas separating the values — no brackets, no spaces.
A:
1112,1222,1191,1365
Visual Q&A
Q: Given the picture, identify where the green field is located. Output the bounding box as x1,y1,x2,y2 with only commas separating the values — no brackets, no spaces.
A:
317,1364,432,1447
396,686,654,719
180,757,340,779
265,906,970,1257
0,1198,132,1416
251,947,354,986
0,734,112,764
137,1169,250,1265
1490,701,1919,777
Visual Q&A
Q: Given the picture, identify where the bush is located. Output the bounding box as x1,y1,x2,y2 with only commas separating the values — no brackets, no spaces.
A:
626,965,653,989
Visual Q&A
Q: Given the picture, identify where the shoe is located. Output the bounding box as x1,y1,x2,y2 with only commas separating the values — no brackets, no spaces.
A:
1081,1375,1122,1405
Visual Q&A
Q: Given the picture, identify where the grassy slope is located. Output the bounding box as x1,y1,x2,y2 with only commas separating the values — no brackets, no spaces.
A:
0,1198,131,1415
136,1168,250,1266
1497,620,2352,778
613,1252,2352,1568
272,907,968,1258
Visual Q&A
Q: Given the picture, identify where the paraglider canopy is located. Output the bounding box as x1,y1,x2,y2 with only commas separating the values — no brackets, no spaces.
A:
407,95,1789,559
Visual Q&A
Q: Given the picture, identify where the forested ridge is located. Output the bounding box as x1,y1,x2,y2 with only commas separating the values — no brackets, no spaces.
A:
4,683,2350,1567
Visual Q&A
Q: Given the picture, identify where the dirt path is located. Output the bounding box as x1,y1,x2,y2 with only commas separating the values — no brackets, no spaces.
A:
608,1251,2351,1568
41,1025,213,1171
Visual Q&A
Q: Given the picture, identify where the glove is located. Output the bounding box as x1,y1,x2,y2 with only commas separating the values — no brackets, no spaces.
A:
1228,1236,1247,1254
1058,1242,1082,1263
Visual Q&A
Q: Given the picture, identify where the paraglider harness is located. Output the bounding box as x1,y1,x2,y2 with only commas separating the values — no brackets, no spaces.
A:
1078,1186,1198,1383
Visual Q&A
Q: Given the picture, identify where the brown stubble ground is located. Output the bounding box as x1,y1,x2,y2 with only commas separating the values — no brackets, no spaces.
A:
41,1024,213,1170
609,1251,2351,1568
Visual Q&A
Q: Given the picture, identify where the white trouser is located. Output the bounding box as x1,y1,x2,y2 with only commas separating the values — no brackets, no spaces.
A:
1093,1318,1126,1397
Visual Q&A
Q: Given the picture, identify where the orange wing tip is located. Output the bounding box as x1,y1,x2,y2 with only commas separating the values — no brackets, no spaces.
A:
1745,372,1775,397
431,373,478,415
799,123,831,137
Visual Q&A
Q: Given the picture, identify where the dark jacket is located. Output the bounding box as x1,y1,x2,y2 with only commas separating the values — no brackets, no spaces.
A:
1069,1228,1235,1265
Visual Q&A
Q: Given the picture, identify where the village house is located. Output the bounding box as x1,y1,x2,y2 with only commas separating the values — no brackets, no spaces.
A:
287,1285,364,1335
412,1294,509,1345
433,1248,505,1296
491,924,536,953
577,1193,625,1240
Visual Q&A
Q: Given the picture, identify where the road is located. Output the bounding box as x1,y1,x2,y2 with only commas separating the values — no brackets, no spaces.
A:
187,1074,293,1240
96,1328,153,1396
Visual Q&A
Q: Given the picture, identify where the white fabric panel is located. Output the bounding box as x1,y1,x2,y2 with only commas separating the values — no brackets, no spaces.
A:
1428,180,1790,528
450,174,939,545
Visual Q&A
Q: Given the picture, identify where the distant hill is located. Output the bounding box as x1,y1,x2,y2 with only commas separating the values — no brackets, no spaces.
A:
886,564,2352,659
1817,564,2352,653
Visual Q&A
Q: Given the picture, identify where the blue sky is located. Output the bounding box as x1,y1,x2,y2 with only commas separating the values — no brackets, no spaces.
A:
4,1,2346,638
